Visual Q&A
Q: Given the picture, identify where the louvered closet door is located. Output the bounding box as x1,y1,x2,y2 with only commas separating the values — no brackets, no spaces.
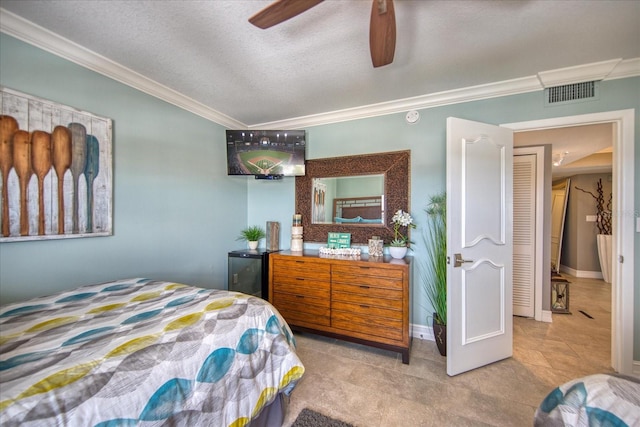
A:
513,154,536,317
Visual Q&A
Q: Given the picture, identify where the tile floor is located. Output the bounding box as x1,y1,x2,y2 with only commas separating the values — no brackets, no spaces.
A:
283,275,612,426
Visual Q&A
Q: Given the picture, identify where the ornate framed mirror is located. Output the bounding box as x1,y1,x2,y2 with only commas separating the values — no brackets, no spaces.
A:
295,150,410,244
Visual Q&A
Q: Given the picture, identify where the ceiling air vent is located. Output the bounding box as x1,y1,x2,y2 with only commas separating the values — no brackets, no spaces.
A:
545,81,599,106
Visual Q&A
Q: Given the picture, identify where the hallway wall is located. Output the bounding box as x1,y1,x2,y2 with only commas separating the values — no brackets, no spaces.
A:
562,173,613,276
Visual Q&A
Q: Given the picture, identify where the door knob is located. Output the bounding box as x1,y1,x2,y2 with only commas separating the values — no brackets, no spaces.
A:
454,253,473,267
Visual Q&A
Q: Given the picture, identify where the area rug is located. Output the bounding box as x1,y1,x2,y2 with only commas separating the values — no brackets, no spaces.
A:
292,408,354,427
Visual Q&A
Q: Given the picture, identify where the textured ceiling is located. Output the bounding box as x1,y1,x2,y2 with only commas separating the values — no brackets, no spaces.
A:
1,0,639,128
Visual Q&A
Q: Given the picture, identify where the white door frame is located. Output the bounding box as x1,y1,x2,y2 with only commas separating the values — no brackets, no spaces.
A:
513,146,545,322
502,109,635,375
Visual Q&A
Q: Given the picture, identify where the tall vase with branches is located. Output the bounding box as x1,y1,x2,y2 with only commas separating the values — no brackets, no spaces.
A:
422,192,447,355
574,178,612,283
574,178,611,235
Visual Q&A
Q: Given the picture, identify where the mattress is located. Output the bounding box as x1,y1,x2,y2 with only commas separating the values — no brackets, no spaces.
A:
0,278,305,426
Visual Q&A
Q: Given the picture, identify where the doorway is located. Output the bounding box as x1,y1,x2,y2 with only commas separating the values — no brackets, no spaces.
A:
512,149,543,319
503,109,635,375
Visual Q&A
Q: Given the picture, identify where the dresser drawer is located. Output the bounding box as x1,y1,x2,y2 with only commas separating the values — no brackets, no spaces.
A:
271,278,330,299
332,311,402,341
272,287,330,327
278,307,330,327
332,300,402,321
273,258,331,281
332,282,402,301
272,273,330,288
273,291,329,310
332,273,403,290
332,264,404,280
274,293,330,327
332,288,402,311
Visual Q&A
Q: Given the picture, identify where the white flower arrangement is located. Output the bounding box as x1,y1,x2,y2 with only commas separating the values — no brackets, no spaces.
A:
390,209,416,247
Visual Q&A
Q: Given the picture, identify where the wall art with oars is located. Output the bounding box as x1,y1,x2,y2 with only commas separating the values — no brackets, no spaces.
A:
0,86,113,242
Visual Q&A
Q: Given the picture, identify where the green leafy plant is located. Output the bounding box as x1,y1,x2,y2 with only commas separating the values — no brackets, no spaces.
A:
389,209,416,247
237,225,266,242
422,192,447,325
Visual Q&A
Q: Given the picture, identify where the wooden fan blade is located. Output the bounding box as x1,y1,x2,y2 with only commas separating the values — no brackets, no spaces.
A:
249,0,324,29
369,0,396,67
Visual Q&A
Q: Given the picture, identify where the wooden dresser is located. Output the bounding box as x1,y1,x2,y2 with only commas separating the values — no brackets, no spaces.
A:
269,250,412,363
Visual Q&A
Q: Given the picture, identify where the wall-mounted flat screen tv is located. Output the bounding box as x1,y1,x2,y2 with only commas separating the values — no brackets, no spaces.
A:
226,130,306,178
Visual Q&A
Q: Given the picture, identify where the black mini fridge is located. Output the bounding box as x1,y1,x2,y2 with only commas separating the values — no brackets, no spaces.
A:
227,249,276,300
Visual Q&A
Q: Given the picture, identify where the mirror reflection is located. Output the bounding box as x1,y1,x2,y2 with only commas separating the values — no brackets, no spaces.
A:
296,150,409,244
312,175,384,225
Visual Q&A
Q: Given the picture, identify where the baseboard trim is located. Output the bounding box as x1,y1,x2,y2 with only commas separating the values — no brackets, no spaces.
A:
411,313,554,341
412,323,434,341
559,265,603,279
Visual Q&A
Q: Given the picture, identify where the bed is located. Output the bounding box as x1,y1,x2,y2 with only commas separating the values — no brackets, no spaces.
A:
534,373,640,426
0,278,304,426
333,196,383,224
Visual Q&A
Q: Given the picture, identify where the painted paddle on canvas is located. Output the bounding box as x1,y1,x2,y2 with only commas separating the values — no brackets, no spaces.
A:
31,130,52,235
0,115,18,237
12,130,33,236
84,134,99,232
52,125,72,234
68,122,87,234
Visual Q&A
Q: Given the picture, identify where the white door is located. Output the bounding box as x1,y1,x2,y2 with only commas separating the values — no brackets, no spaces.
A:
513,154,536,317
446,117,513,376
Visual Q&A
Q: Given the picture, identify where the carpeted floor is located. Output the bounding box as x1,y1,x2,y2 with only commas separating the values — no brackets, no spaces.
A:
283,274,612,426
292,408,354,427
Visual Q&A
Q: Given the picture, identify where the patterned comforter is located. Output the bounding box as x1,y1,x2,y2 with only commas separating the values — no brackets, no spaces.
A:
0,278,305,426
534,373,640,426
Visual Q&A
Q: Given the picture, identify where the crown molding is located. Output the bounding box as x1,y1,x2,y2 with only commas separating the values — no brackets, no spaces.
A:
253,58,639,129
537,58,623,88
607,58,640,80
2,8,638,130
250,75,543,129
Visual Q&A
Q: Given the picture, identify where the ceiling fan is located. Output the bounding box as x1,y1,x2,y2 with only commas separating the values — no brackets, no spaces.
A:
249,0,396,68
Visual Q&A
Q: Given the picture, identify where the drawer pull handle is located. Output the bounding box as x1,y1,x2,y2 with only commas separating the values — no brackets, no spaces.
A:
296,295,305,299
359,285,370,289
296,278,305,281
359,267,370,270
360,305,370,309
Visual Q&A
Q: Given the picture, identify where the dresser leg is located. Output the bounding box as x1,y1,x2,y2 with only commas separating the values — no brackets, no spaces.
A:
401,337,412,364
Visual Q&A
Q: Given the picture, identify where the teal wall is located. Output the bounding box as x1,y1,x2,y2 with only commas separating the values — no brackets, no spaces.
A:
2,34,639,360
248,77,640,360
0,34,248,302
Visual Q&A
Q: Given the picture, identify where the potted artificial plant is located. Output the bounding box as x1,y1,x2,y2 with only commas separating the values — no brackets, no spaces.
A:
237,225,266,250
422,192,447,356
389,209,416,259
